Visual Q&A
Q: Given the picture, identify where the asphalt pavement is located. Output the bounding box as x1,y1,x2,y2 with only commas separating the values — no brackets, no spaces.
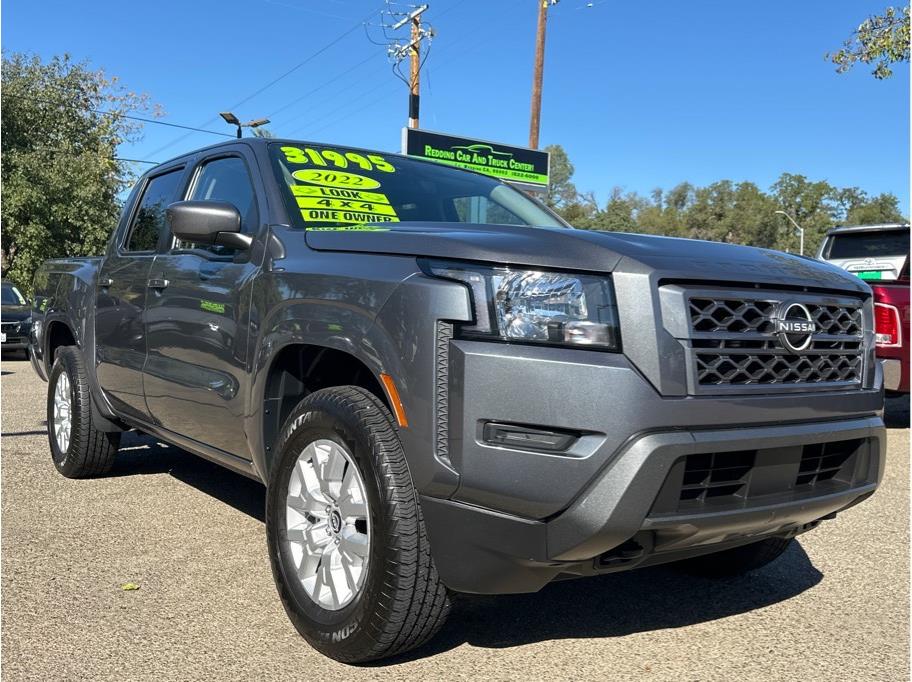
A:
1,356,908,681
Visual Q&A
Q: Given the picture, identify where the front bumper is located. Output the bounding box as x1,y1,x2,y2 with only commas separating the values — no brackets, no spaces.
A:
2,324,30,352
423,416,883,594
421,340,885,594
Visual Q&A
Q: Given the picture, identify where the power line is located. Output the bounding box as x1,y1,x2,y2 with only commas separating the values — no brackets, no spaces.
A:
264,50,384,120
294,22,505,141
116,157,161,165
227,7,382,112
147,5,384,159
284,79,391,138
16,142,162,167
4,93,234,138
280,20,495,138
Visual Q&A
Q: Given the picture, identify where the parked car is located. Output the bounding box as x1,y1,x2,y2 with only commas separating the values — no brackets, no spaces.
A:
1,279,31,357
817,223,909,282
871,277,909,395
29,139,886,662
818,224,910,395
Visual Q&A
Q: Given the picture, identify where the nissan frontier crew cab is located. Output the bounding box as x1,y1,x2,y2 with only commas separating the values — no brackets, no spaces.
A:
29,138,886,663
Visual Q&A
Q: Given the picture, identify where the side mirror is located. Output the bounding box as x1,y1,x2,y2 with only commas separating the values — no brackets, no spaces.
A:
166,200,252,250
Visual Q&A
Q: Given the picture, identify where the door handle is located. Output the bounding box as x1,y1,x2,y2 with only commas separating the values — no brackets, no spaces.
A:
99,277,114,288
147,278,170,290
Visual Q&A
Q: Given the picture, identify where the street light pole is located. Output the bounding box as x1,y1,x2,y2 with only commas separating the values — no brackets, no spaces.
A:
775,210,805,255
220,112,270,138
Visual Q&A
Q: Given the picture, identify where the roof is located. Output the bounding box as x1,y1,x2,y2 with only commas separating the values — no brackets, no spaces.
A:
825,223,910,236
152,136,517,186
157,136,415,167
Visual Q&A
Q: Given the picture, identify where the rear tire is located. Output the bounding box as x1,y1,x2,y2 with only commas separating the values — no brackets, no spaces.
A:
677,537,793,578
266,386,450,663
47,346,120,478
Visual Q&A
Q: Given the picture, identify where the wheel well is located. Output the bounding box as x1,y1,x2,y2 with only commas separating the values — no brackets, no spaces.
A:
46,322,76,364
262,344,390,468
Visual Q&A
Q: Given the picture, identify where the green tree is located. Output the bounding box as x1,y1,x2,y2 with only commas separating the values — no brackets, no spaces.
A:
770,173,838,254
1,53,157,291
828,5,910,79
557,190,599,227
730,182,780,248
594,188,642,232
845,192,906,225
542,143,577,209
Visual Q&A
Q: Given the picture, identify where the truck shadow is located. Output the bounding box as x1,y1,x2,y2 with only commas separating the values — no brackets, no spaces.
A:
111,431,266,522
110,430,823,658
884,395,910,428
395,541,822,661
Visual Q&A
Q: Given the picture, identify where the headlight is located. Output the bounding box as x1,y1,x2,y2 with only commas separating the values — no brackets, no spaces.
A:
425,260,620,350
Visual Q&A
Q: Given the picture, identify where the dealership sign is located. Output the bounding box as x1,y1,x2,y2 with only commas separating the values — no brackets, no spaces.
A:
402,128,550,191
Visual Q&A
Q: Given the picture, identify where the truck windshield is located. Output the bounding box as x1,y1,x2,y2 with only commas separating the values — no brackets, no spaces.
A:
1,283,26,306
269,142,566,231
826,229,910,259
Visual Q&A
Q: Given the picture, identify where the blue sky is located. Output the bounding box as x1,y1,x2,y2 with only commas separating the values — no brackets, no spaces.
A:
4,0,909,214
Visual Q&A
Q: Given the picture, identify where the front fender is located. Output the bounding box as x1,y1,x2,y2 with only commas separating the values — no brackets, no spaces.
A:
247,251,423,478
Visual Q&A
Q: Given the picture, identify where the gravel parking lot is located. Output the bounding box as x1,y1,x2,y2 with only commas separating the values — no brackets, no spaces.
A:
1,356,908,681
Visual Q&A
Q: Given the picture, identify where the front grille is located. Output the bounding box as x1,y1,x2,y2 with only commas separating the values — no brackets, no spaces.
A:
689,298,862,337
649,437,870,516
1,321,23,342
664,285,867,394
695,352,862,385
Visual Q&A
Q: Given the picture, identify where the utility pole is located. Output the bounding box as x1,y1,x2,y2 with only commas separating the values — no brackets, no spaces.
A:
529,0,556,149
386,4,432,129
409,13,422,128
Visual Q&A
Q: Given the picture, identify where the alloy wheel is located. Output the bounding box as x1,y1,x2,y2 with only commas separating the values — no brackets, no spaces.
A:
285,439,371,610
53,369,72,453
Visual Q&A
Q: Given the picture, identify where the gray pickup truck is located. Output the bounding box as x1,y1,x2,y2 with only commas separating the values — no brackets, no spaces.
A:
29,138,886,663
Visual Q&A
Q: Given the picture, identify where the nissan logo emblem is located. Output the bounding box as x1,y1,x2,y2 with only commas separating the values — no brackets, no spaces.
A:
777,302,816,353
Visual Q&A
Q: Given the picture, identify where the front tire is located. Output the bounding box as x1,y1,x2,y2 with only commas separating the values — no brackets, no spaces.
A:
677,537,793,578
47,346,121,478
266,386,450,663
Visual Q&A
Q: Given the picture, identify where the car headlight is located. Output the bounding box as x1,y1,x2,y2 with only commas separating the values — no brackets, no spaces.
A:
424,260,620,350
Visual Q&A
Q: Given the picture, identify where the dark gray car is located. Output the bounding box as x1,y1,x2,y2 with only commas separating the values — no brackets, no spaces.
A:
29,138,886,663
2,280,31,356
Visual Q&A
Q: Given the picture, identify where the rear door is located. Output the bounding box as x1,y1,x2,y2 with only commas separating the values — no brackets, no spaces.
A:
96,166,186,421
143,149,264,458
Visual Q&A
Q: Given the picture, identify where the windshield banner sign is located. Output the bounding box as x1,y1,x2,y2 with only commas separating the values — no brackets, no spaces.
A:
402,128,550,191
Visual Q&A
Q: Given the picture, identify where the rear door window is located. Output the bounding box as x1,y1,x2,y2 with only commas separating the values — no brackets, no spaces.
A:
124,169,184,252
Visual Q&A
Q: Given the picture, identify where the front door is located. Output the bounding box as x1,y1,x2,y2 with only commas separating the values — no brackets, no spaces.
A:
95,166,186,421
143,153,262,459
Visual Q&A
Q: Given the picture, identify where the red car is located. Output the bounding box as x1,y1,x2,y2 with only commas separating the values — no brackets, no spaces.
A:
818,224,910,395
872,274,910,395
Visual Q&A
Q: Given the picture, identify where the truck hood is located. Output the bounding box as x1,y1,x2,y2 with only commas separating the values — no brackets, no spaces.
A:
302,222,870,293
1,304,30,322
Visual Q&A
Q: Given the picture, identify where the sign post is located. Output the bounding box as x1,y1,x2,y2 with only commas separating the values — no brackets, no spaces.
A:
402,128,550,194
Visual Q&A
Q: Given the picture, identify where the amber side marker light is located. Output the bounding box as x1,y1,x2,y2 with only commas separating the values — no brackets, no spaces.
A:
380,373,409,428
